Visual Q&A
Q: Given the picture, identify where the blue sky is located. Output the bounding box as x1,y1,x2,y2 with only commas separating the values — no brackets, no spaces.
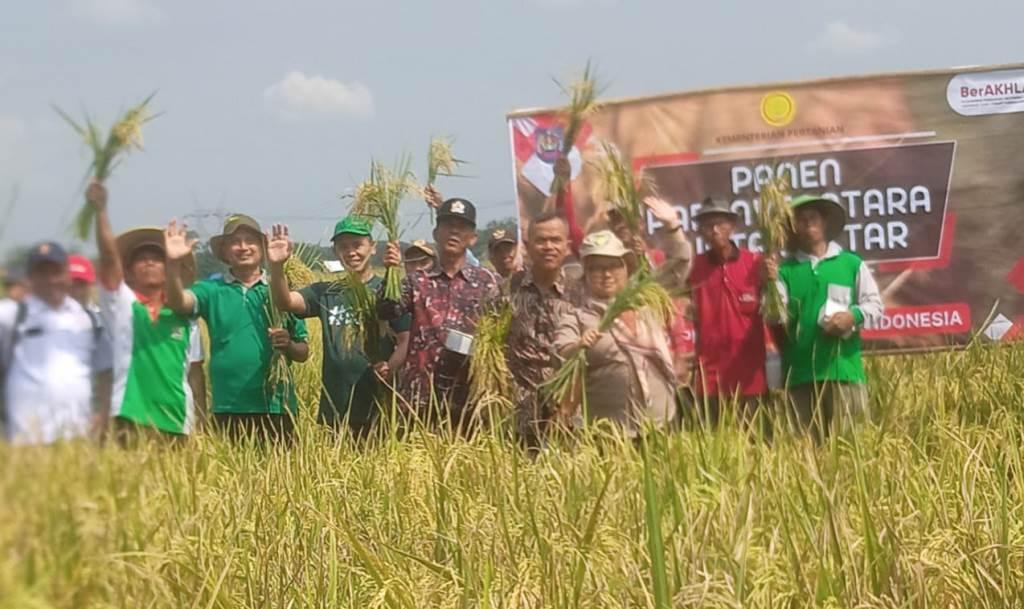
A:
1,0,1020,253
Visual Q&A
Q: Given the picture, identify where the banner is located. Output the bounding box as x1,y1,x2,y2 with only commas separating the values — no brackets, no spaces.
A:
507,64,1024,351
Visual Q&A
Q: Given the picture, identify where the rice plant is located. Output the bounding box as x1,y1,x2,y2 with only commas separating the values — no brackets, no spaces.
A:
550,61,602,195
54,93,158,240
467,302,514,412
350,158,418,302
427,136,467,186
754,170,795,323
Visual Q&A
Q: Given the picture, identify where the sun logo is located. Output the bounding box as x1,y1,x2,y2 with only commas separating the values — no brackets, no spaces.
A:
761,91,796,127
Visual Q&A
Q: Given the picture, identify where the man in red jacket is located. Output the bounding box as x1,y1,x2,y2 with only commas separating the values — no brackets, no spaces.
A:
687,197,768,427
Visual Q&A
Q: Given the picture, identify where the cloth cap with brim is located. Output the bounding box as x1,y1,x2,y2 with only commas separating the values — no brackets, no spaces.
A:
209,214,265,264
403,240,435,262
789,194,846,242
488,228,517,249
26,241,69,271
332,216,374,240
436,198,477,227
117,227,196,285
68,254,96,283
694,197,739,222
580,230,631,260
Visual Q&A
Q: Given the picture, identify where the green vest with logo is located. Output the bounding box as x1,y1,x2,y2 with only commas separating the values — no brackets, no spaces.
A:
779,249,867,386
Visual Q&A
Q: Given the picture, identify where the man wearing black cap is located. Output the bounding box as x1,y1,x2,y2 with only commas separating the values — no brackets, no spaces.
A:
487,228,520,280
0,241,112,444
382,197,500,420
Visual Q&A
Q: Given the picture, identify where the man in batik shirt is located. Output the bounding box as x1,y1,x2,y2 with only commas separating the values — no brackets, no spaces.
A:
381,197,500,422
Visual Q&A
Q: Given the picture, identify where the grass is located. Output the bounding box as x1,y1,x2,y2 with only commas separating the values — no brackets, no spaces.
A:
3,341,1024,608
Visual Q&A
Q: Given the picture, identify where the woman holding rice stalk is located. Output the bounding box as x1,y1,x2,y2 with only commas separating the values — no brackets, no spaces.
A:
268,217,411,438
164,215,309,442
552,231,679,437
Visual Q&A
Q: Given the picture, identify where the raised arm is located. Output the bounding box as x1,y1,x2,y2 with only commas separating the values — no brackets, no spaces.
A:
89,181,123,291
164,220,198,315
266,224,308,315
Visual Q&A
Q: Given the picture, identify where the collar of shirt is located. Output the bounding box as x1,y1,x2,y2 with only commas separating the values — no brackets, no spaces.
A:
133,290,166,322
794,241,844,267
521,269,566,297
224,269,268,286
24,294,77,315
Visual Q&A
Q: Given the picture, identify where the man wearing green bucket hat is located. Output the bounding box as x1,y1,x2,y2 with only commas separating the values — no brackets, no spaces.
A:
164,213,310,441
766,194,884,441
267,216,411,438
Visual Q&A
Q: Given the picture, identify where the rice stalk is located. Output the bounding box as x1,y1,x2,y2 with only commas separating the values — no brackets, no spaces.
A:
755,171,794,323
263,299,295,408
594,141,656,275
284,242,321,289
350,158,418,301
468,302,514,411
325,271,384,363
427,136,467,185
550,61,602,195
541,274,674,415
54,93,158,240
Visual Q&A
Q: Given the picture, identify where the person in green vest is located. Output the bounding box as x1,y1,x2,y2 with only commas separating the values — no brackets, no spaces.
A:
766,194,884,440
164,214,309,441
267,217,411,439
88,180,207,441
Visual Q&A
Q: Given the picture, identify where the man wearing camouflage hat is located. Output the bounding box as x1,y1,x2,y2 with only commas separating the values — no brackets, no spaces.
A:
165,213,309,440
487,228,519,280
269,216,410,437
403,240,436,275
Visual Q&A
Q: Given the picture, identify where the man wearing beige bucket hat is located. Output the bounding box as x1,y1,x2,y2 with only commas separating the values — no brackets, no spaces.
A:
87,180,206,440
165,214,309,441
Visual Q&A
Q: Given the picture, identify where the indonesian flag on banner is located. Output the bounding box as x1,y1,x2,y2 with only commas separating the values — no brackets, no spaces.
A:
511,113,593,197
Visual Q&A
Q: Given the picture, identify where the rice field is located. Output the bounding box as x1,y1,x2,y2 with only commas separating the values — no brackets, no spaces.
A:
2,333,1023,608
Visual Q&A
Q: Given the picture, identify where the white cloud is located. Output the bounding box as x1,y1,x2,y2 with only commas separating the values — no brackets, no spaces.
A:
812,20,891,54
263,71,374,122
69,0,163,26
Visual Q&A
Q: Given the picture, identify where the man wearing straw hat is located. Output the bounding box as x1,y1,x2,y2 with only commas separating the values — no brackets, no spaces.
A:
687,197,768,427
87,181,206,440
164,214,309,440
766,194,883,440
403,240,436,275
267,216,410,437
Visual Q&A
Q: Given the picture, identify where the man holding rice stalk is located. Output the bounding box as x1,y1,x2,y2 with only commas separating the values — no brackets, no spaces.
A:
268,217,411,438
686,197,769,428
551,231,679,436
88,181,207,441
164,215,309,441
766,194,884,440
381,197,500,424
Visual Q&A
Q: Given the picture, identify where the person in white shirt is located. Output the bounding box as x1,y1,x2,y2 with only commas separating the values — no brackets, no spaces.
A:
0,242,113,445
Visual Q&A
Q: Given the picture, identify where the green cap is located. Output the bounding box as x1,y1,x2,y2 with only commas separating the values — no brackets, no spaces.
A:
332,216,373,240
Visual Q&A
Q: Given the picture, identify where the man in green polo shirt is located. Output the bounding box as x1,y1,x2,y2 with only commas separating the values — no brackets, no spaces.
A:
767,194,884,440
88,180,207,441
164,214,309,440
267,216,411,438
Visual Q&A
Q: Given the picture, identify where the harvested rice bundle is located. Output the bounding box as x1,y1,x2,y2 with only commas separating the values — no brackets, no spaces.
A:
55,93,158,240
550,62,602,195
468,302,514,408
755,171,795,323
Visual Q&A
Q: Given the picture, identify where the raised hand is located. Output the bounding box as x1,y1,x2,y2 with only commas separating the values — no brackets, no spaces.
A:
553,157,571,182
382,241,401,268
266,223,293,265
164,219,198,261
643,196,681,231
86,180,108,211
424,185,443,210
